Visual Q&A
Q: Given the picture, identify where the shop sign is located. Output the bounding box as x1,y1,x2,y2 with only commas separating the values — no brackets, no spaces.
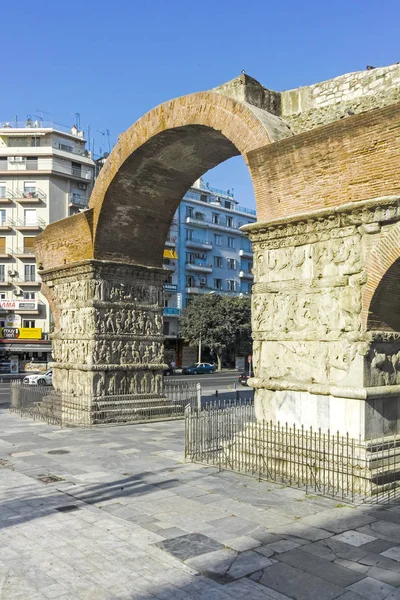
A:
5,314,22,327
0,300,38,311
0,327,42,339
163,283,177,292
2,328,19,339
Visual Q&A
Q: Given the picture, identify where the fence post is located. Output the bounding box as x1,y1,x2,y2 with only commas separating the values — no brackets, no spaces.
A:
196,382,201,411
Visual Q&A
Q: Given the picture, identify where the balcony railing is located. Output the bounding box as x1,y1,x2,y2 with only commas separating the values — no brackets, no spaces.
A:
0,219,14,229
69,193,88,207
15,188,46,201
186,216,240,230
185,238,212,249
163,307,180,316
14,248,35,256
185,262,213,273
239,270,254,279
0,189,14,201
15,217,46,229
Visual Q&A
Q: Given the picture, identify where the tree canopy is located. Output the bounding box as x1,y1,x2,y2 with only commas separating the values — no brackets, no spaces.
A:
180,294,252,370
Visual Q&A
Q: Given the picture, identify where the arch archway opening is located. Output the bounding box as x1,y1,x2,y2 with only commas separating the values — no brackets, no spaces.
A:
93,124,243,267
367,258,400,331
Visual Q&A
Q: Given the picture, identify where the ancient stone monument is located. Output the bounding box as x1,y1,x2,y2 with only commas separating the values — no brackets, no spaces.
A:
36,65,400,444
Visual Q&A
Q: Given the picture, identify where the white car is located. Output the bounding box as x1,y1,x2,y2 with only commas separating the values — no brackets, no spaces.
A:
23,370,53,386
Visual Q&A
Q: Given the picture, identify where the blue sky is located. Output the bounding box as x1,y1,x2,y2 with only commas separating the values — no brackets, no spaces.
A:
3,0,399,207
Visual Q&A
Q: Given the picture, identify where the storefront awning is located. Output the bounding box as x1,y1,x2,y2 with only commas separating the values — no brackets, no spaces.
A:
163,249,178,259
0,343,52,353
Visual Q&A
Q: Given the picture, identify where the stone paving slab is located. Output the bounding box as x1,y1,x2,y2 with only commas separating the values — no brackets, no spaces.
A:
3,409,400,598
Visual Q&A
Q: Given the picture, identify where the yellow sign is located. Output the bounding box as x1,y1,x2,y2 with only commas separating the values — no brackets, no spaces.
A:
19,328,42,339
0,327,42,339
163,249,178,259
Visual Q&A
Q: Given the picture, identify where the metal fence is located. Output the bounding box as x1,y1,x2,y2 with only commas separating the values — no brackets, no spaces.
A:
185,401,400,504
10,380,198,427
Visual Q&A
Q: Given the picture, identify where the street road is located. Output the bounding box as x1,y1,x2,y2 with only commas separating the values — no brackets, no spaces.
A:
167,370,254,401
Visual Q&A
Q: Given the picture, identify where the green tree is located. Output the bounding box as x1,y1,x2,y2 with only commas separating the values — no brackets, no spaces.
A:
180,294,252,371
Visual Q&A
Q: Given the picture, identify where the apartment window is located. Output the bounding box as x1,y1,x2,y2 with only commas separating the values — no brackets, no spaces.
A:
24,264,36,282
0,158,6,171
0,237,5,253
163,322,170,336
164,298,169,307
0,265,5,282
24,209,36,225
186,206,193,218
214,278,223,290
186,276,195,287
26,156,38,170
8,137,28,147
0,182,6,199
59,142,74,153
224,201,232,209
165,274,173,284
200,194,208,203
23,292,35,299
31,137,41,147
227,280,236,292
227,237,235,248
186,252,194,264
72,162,82,177
186,229,193,241
214,234,222,246
0,293,5,300
23,237,35,253
226,216,233,228
23,320,36,328
24,181,36,195
0,210,6,225
227,258,236,269
214,256,223,268
212,213,219,224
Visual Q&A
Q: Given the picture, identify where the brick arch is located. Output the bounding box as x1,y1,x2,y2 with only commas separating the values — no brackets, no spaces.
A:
363,222,400,330
89,91,278,266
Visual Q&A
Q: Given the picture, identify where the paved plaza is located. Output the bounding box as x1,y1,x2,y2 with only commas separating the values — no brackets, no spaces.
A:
1,411,400,599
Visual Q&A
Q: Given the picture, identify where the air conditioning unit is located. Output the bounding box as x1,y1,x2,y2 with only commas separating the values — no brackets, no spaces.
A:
78,183,87,190
14,288,23,296
8,270,18,277
13,157,26,162
200,278,207,286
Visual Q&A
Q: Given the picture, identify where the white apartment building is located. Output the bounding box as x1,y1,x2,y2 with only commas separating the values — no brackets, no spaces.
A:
0,119,94,371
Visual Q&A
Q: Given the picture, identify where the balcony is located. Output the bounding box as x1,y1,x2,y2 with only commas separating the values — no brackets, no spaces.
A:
0,219,14,231
186,216,209,228
185,262,213,273
163,261,176,271
163,307,180,317
239,249,253,259
163,283,177,293
186,286,211,294
0,248,12,259
15,189,46,203
19,279,41,287
15,218,46,231
185,238,212,251
69,193,88,208
0,279,12,286
165,236,177,248
239,270,254,279
0,189,14,204
14,248,35,259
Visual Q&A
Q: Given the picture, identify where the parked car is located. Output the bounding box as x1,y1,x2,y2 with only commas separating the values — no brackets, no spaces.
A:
182,362,217,375
239,371,254,386
163,366,175,376
23,370,53,386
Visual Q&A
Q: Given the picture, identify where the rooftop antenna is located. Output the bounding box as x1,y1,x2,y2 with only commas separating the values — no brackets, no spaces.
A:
75,112,81,129
35,109,52,123
106,129,111,152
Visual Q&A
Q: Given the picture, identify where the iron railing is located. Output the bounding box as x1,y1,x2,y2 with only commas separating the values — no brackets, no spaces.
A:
185,401,400,504
10,379,198,427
